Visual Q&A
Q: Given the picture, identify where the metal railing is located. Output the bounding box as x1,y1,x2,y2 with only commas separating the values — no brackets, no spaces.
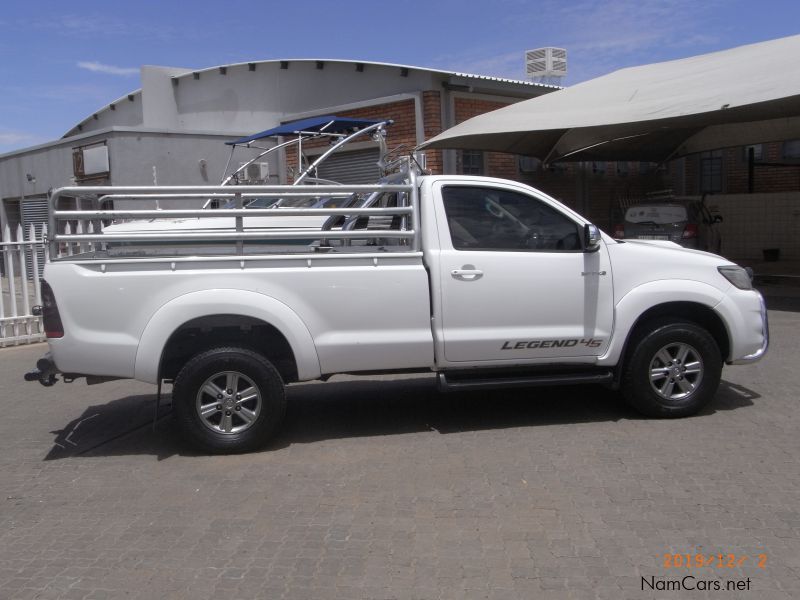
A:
49,178,420,261
1,224,47,347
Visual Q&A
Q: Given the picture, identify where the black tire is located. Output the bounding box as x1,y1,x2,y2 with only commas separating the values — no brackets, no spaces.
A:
621,320,722,418
172,347,286,454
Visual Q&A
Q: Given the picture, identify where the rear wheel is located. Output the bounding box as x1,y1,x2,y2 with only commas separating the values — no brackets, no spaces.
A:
172,347,286,453
622,321,722,418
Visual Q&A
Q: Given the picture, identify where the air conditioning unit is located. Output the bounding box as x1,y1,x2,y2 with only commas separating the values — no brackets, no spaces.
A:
525,47,567,85
237,162,270,183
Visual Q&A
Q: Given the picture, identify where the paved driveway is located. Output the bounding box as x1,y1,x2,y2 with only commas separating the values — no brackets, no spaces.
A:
1,311,798,600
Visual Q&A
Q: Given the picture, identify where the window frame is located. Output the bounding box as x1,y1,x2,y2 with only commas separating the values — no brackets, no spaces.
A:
741,144,763,162
782,139,800,160
699,150,724,193
458,149,485,176
440,184,585,253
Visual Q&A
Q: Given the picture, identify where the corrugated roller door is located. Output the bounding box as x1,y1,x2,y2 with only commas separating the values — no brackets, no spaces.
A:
316,149,381,184
21,197,48,277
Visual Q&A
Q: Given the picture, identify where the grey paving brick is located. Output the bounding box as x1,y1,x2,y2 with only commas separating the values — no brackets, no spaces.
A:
0,309,799,599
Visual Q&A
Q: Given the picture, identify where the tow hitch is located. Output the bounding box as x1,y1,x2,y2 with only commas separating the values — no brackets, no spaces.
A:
24,354,59,387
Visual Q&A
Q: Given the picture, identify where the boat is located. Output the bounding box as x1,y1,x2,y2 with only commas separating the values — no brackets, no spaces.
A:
94,116,411,254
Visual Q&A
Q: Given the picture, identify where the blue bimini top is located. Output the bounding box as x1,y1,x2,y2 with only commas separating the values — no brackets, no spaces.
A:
226,115,385,145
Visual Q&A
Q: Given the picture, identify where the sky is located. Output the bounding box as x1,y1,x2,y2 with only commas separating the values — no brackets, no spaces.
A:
1,0,799,154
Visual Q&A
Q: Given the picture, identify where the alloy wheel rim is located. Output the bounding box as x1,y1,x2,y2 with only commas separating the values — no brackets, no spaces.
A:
195,371,262,434
648,342,704,402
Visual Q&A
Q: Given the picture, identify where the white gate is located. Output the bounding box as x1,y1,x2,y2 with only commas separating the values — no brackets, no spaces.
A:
0,223,47,347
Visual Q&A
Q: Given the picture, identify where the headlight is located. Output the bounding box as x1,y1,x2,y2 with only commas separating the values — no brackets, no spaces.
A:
718,265,753,290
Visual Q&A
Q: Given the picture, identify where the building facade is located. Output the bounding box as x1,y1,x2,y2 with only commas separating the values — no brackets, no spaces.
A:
0,60,556,237
2,59,798,261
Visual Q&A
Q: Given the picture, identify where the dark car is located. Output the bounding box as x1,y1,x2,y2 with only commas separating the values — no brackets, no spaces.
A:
613,198,722,253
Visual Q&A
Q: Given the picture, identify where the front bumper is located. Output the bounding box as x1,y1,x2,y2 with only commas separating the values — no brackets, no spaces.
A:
728,291,769,365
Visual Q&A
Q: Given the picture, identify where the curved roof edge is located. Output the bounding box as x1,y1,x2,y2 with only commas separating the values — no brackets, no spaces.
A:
63,88,143,139
186,58,560,88
63,58,560,139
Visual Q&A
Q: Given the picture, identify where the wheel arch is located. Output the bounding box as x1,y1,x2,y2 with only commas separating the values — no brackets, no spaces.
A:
600,281,731,369
622,301,730,365
134,289,321,384
159,314,298,383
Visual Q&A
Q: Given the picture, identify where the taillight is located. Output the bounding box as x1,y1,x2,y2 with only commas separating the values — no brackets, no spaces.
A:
682,223,698,239
40,280,64,338
613,223,625,238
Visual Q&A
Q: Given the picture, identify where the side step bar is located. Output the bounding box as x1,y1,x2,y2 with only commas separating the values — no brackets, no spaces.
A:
437,370,614,393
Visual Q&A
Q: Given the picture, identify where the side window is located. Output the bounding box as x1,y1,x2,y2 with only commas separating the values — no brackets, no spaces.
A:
442,186,581,251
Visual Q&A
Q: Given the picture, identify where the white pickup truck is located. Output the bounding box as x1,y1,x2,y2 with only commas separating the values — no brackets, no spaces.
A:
27,164,768,453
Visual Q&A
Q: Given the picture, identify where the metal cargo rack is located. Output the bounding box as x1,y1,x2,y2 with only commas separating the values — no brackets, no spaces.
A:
47,171,421,265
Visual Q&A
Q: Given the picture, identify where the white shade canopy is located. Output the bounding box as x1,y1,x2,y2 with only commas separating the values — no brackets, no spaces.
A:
421,35,800,162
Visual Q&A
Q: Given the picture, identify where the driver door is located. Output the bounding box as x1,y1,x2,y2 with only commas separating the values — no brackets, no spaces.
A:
433,181,614,364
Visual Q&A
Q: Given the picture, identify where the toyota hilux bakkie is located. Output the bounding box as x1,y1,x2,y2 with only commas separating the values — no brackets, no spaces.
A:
25,121,768,453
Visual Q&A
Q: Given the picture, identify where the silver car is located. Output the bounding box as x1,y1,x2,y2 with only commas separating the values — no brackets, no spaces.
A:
613,199,722,253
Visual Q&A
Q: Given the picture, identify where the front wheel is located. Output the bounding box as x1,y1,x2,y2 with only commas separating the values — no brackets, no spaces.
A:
172,347,286,453
622,321,722,418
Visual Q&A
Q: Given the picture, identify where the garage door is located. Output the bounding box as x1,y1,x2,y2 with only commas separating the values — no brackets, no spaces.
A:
316,148,381,184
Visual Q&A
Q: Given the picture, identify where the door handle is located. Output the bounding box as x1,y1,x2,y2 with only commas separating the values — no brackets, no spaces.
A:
451,268,483,281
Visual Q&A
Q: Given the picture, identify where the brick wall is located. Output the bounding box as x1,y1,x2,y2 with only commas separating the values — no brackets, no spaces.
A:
421,91,443,174
453,97,518,179
284,99,418,181
670,142,800,195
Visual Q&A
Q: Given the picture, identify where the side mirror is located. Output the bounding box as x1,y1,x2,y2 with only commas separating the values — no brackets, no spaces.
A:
713,215,724,224
584,223,602,253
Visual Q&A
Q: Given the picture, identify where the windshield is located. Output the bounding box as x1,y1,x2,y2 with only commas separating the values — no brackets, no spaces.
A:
625,204,688,224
